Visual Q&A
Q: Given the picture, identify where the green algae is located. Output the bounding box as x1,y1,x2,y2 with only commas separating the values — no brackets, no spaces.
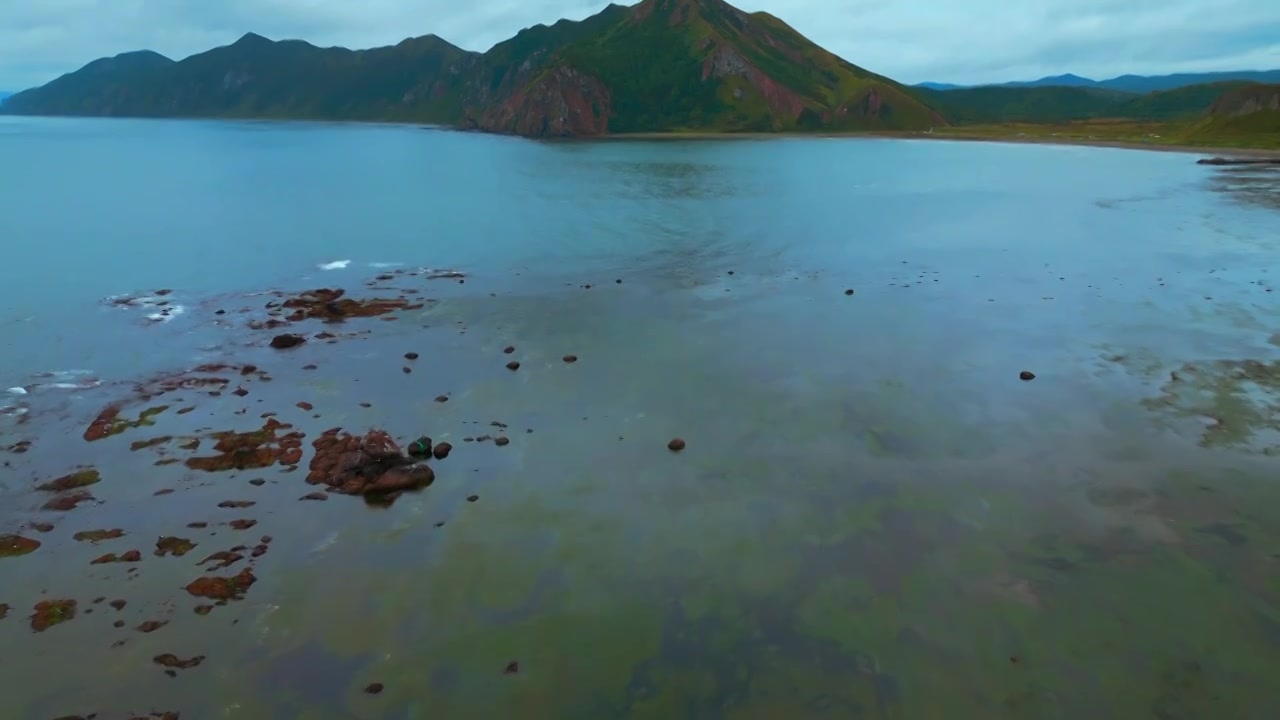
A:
1143,359,1280,451
72,528,125,543
0,534,40,558
154,536,197,557
36,468,101,492
30,599,76,632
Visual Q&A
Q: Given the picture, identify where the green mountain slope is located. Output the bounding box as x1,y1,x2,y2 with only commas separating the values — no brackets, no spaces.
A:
1,0,943,136
918,81,1252,125
1182,83,1280,147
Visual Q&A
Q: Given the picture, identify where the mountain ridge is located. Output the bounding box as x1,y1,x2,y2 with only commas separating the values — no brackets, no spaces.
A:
917,69,1280,94
0,0,944,137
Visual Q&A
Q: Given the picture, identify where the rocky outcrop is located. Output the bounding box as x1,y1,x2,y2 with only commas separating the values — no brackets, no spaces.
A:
1209,84,1280,116
702,44,804,123
470,65,611,137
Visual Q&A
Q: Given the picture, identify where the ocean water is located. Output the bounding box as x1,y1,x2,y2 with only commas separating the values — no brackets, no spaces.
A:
2,116,1280,719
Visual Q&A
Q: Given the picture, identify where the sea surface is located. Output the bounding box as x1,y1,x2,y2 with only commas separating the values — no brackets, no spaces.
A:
2,116,1280,719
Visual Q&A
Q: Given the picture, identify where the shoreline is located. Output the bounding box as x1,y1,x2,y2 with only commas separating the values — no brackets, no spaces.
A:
5,111,1278,157
591,130,1280,158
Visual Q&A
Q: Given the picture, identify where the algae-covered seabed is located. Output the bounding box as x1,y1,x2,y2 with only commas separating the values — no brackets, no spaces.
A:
2,141,1280,719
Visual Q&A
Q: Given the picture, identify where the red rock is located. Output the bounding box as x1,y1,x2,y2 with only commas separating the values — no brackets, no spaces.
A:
494,436,510,447
154,537,196,557
217,500,255,509
110,599,126,610
73,529,124,542
185,568,256,601
199,551,244,570
668,438,687,452
305,428,436,504
562,355,578,363
278,288,421,323
296,401,314,411
1019,370,1036,381
503,346,515,354
506,361,520,371
42,491,94,511
153,653,204,670
137,620,167,633
37,468,101,492
184,418,305,473
228,519,257,530
30,598,75,632
0,534,40,558
432,442,452,460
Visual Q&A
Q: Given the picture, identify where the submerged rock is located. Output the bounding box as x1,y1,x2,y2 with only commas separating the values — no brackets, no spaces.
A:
30,598,76,632
41,491,94,511
1019,371,1036,381
278,287,422,322
184,418,305,472
83,404,170,442
154,537,197,557
269,333,307,349
306,429,435,503
0,534,40,558
668,438,687,452
186,568,257,601
37,468,101,492
73,528,125,543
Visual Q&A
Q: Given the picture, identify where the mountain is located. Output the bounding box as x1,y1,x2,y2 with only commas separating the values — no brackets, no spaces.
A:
916,69,1280,94
917,81,1252,125
1184,83,1280,145
0,91,10,102
1,0,944,137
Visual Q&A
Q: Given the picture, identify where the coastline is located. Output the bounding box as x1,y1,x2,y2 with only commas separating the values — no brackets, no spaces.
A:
592,130,1280,158
4,111,1278,157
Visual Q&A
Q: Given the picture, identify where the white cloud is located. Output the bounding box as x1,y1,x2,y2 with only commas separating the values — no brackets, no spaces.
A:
0,0,1276,90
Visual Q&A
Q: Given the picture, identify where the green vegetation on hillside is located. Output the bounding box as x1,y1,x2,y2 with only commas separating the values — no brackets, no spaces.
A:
1,0,1276,148
1,0,940,136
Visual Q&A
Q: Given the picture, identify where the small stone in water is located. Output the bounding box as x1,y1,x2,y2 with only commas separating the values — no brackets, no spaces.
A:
668,438,686,452
1019,371,1036,381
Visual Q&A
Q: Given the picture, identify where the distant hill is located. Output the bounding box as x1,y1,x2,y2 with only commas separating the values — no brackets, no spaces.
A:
917,70,1280,94
0,91,10,103
916,81,1253,125
0,0,944,137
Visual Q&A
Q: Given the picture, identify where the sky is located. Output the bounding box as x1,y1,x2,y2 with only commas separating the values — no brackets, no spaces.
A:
1,0,1278,91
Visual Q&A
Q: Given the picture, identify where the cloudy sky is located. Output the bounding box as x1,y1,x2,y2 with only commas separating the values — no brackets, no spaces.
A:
1,0,1277,91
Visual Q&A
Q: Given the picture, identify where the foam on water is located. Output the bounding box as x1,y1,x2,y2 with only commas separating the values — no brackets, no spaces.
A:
145,304,186,322
317,259,351,270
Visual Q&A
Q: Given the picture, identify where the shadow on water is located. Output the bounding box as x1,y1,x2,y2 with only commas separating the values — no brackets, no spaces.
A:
2,126,1280,719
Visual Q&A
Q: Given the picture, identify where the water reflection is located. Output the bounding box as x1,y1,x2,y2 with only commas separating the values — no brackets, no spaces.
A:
4,126,1280,719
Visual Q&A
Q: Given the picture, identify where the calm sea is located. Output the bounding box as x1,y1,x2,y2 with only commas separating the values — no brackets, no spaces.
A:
2,116,1279,719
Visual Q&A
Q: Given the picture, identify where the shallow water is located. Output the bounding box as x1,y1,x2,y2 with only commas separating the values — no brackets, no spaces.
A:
2,117,1280,719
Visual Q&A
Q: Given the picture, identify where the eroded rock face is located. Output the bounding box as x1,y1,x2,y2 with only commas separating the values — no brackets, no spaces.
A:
471,65,612,137
306,429,435,503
